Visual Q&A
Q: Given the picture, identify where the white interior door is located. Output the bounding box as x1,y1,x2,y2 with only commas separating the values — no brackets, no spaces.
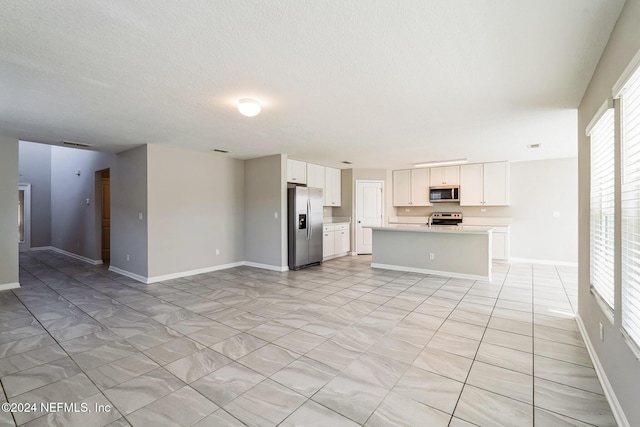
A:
18,184,31,252
356,181,383,254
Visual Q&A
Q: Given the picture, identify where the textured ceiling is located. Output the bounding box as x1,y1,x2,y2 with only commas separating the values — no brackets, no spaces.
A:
0,0,626,169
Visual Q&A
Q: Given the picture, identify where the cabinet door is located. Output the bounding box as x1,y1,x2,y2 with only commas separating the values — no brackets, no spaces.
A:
460,164,483,206
336,228,349,254
325,167,342,206
492,232,508,260
393,169,412,206
323,230,335,258
429,167,443,186
307,163,325,191
287,159,307,184
430,166,460,185
483,162,510,206
410,169,431,206
442,166,460,185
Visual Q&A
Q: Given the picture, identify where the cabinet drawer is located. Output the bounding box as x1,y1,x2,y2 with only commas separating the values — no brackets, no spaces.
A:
323,225,334,232
335,223,350,231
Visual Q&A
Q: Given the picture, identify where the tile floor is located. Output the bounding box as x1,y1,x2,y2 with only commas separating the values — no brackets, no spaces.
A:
0,250,615,426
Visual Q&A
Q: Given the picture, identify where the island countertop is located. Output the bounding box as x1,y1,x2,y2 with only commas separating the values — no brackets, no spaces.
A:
367,225,494,234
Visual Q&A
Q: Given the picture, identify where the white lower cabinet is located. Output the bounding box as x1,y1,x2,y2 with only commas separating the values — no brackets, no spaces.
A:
323,223,350,260
491,227,510,261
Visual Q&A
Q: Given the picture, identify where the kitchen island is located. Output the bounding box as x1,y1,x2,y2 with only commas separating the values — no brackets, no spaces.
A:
368,225,494,280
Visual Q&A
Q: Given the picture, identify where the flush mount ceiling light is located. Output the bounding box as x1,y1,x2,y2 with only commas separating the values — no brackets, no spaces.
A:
414,158,468,168
237,98,261,117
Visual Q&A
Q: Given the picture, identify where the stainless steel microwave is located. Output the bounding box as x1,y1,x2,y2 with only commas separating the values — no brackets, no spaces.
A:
429,186,460,203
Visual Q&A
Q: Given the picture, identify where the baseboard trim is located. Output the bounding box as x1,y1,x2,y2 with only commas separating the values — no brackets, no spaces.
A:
0,282,21,291
147,262,246,284
509,257,578,267
575,314,630,427
32,246,103,266
371,263,490,281
242,262,289,272
108,266,149,284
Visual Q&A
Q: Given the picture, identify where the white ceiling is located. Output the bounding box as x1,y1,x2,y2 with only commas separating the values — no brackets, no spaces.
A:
0,0,625,169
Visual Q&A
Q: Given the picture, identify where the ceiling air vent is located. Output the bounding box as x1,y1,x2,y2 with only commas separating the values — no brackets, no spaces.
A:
213,149,229,153
527,143,541,149
62,140,91,148
341,161,352,164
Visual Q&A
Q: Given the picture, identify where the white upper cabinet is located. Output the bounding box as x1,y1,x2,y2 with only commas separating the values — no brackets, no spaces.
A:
307,163,325,191
410,168,431,205
287,159,307,184
429,166,460,186
459,163,483,205
325,167,342,206
483,162,510,206
460,161,510,206
393,168,431,206
393,170,411,206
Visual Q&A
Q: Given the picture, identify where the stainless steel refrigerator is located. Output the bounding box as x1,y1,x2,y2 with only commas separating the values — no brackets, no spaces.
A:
288,186,323,270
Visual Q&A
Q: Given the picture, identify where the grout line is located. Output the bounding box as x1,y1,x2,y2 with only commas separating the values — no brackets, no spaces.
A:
446,263,511,425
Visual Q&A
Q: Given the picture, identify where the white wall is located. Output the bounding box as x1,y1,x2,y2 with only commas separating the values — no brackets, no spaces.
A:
578,0,640,425
50,146,115,261
0,134,19,288
147,144,245,278
18,141,52,248
244,154,287,269
111,145,148,278
509,158,578,263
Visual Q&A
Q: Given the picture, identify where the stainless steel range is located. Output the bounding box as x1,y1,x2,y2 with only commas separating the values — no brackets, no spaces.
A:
429,212,463,228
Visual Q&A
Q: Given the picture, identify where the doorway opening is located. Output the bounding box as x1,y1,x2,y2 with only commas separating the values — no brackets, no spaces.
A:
18,184,31,252
355,180,384,254
99,169,111,264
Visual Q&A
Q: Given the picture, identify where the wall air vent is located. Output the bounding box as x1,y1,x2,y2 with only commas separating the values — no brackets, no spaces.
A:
213,149,229,153
62,140,91,148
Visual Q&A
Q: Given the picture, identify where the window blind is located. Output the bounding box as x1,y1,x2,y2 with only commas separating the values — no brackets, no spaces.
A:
590,109,615,309
621,66,640,349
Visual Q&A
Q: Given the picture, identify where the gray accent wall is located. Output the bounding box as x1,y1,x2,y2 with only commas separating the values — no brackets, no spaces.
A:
0,134,19,287
578,0,640,424
146,145,245,278
18,141,52,248
509,158,578,263
111,145,148,278
244,154,287,269
50,146,115,261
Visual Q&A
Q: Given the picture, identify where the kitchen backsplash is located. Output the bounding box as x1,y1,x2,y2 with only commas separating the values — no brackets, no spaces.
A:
394,204,511,218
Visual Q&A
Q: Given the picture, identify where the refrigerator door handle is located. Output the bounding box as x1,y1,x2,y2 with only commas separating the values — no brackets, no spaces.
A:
307,199,311,240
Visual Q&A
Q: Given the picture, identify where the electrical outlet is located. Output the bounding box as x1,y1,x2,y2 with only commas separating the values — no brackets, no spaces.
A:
480,208,487,213
429,253,435,260
599,322,604,341
216,249,220,255
274,212,278,219
138,212,143,220
405,208,410,212
553,211,561,218
126,254,130,262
